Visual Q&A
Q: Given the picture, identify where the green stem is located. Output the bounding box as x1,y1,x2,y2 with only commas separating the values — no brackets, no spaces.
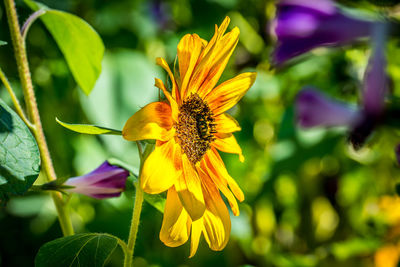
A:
4,0,74,236
123,142,145,267
0,67,34,130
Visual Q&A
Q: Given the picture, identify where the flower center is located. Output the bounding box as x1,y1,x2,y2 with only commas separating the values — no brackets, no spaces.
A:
175,93,216,164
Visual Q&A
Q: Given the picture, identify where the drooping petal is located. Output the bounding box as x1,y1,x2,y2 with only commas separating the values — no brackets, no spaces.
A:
189,219,203,258
272,0,376,65
214,113,241,134
199,156,239,216
178,34,204,100
208,147,244,202
362,22,388,117
212,133,244,162
201,179,231,251
141,139,178,194
206,72,256,115
296,88,361,128
175,155,206,221
160,187,191,247
154,78,179,121
156,57,180,103
122,102,174,142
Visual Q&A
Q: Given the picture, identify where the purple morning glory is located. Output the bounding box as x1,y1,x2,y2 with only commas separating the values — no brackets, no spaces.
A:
295,23,388,148
296,88,361,128
272,0,376,64
65,161,129,199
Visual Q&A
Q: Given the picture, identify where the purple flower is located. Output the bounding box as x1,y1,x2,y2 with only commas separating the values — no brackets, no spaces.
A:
272,0,376,64
65,161,129,199
296,88,360,128
395,145,400,165
295,23,388,148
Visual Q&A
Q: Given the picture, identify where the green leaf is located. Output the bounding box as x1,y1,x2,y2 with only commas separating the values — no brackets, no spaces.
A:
0,99,40,200
144,193,166,213
25,0,104,95
56,118,122,135
35,233,120,267
0,41,6,46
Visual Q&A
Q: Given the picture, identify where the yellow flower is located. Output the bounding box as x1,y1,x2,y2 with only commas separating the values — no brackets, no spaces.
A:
122,16,256,257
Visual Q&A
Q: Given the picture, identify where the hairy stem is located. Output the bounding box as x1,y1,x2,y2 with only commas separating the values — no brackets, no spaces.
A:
123,142,145,267
0,67,34,129
4,0,74,236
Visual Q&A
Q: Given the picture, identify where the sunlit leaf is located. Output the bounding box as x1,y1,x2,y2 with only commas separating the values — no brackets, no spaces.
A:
0,41,6,46
0,99,40,201
24,0,104,95
56,118,122,135
35,233,120,267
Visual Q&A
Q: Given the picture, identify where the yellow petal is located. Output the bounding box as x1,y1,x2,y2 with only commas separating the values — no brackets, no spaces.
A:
205,72,257,115
201,179,231,251
190,27,240,99
175,155,206,221
177,34,204,100
141,139,178,194
122,102,174,141
212,133,244,162
199,157,239,216
154,78,179,122
156,57,180,104
214,113,241,134
207,147,244,202
189,219,203,258
160,187,191,247
199,17,230,61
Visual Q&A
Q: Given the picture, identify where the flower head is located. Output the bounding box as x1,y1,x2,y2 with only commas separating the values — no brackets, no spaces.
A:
272,0,375,64
64,161,129,199
122,16,256,256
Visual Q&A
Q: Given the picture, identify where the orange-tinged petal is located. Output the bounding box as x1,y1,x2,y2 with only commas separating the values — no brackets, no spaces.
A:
213,133,244,162
160,187,192,247
141,139,178,194
156,57,180,104
189,219,203,258
154,78,179,122
199,17,230,61
208,147,244,202
196,28,240,98
214,113,241,134
201,179,231,251
205,72,256,115
199,157,239,216
175,155,206,221
178,34,204,100
122,102,173,142
190,28,240,99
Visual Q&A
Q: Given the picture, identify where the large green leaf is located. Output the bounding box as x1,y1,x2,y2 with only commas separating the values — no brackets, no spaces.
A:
56,118,122,135
25,1,104,95
35,233,120,267
0,99,40,200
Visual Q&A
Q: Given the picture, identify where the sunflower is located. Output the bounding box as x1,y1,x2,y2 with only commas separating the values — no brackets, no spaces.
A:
122,16,256,257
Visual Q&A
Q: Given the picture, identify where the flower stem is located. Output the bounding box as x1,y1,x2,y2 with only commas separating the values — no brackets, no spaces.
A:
123,142,145,267
4,0,74,236
0,67,34,130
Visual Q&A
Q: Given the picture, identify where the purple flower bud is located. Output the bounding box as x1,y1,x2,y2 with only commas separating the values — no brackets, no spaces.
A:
65,161,129,199
272,0,376,64
296,88,360,128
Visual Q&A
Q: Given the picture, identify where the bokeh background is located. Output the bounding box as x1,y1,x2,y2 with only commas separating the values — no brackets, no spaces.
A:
1,0,400,266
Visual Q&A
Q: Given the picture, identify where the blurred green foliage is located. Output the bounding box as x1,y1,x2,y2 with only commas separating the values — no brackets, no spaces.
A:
1,0,400,266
